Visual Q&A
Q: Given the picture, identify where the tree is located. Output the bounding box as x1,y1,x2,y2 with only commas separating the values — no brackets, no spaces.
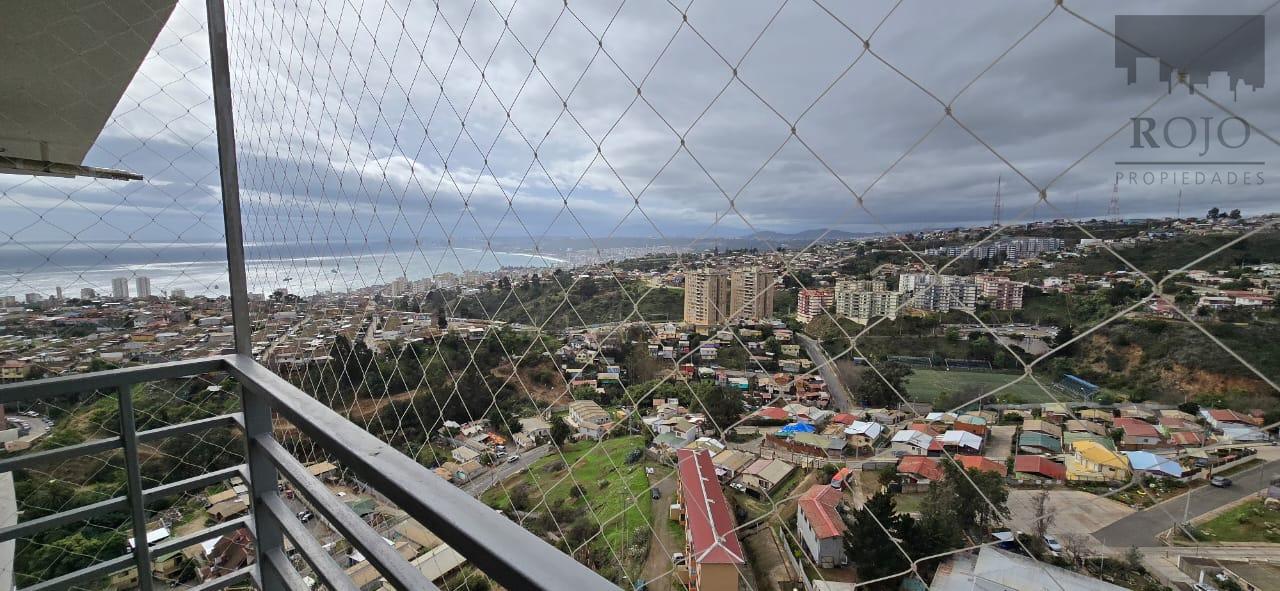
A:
1207,207,1220,219
1031,490,1054,540
551,415,572,446
923,459,1011,539
1229,208,1242,219
853,362,912,407
436,308,448,330
844,491,911,587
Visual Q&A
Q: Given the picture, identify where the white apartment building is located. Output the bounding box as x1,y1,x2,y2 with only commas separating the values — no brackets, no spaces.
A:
112,277,130,299
135,276,151,298
834,280,902,324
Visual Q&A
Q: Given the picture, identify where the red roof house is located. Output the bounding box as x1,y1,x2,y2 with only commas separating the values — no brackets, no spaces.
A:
1013,455,1066,480
898,456,944,483
956,455,1007,476
676,449,744,589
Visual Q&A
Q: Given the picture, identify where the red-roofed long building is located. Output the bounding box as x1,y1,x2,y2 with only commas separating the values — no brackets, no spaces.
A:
1013,455,1066,481
676,449,744,591
796,484,847,568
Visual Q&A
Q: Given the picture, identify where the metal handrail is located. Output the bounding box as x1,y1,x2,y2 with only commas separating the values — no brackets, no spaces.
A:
0,355,619,591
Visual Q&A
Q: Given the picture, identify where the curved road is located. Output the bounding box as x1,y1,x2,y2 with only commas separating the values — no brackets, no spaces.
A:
796,333,852,411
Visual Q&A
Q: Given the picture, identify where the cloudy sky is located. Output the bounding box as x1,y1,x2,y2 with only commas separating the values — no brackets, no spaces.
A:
3,0,1278,253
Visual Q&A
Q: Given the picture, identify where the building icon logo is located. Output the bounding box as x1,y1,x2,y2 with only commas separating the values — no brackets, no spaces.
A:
1115,15,1265,100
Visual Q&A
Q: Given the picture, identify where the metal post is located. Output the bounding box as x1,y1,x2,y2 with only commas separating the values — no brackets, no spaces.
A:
117,386,153,591
204,0,286,588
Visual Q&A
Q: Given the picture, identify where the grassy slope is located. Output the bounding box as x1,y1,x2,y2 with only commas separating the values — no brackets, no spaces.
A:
484,436,653,574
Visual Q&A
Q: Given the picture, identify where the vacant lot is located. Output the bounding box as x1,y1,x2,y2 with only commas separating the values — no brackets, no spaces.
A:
1196,499,1280,543
1006,489,1134,538
483,436,653,581
905,369,1060,405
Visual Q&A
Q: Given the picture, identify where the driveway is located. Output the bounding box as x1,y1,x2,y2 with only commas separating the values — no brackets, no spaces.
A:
640,475,678,591
1093,458,1280,548
460,445,551,497
985,425,1015,461
797,333,851,411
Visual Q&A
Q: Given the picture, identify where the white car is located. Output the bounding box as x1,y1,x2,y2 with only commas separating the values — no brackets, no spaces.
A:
507,455,520,464
1043,535,1063,553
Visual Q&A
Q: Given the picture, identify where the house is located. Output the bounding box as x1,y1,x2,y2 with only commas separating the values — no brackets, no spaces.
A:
1118,421,1163,450
675,449,744,591
1063,432,1115,453
519,416,551,440
1012,455,1066,481
754,406,790,422
791,432,847,458
0,359,30,380
897,456,944,485
956,455,1006,476
208,499,250,521
890,429,934,455
953,414,988,437
1221,426,1270,443
739,458,796,495
451,446,481,464
1067,441,1130,482
1169,431,1206,447
1079,408,1114,424
1020,419,1062,440
711,449,755,481
939,430,983,453
1017,432,1061,454
567,400,611,440
1124,451,1183,478
1063,419,1107,437
796,485,846,568
931,546,1128,591
844,421,883,449
1177,556,1280,591
1201,408,1262,431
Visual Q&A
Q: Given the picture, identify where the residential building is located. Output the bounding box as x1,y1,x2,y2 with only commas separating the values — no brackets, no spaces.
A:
1012,455,1066,481
976,275,1024,309
112,276,130,299
135,276,151,298
738,458,796,495
931,546,1126,591
80,287,96,299
834,279,903,323
897,456,944,485
795,288,834,323
729,267,776,322
675,449,744,591
170,288,186,299
1066,440,1130,482
796,484,846,568
956,455,1006,476
683,269,730,326
566,400,610,440
898,274,978,313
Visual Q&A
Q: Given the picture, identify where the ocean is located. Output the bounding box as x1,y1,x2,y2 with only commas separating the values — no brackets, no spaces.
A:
0,241,562,299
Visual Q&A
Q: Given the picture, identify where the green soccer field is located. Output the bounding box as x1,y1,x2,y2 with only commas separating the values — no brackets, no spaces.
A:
904,368,1066,405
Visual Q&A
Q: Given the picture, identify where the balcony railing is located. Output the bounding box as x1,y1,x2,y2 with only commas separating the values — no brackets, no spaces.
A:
0,355,617,591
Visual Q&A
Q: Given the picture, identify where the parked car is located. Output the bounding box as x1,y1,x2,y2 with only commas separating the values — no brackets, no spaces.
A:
296,510,313,523
1210,476,1232,488
507,454,520,463
671,552,685,565
1043,535,1063,553
651,488,660,500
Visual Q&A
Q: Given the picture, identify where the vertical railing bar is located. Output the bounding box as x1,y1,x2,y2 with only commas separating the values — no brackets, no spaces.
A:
205,0,286,588
117,385,154,591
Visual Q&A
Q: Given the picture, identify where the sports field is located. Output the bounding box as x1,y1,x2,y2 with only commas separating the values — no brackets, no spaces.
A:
904,368,1063,405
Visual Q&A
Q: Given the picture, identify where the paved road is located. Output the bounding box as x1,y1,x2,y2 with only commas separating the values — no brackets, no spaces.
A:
461,444,551,496
796,333,852,411
1093,458,1280,547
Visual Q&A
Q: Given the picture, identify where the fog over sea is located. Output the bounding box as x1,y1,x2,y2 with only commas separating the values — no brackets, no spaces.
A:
0,241,562,299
